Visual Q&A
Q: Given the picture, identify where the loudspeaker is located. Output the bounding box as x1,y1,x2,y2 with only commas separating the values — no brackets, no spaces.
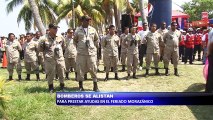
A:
121,14,134,33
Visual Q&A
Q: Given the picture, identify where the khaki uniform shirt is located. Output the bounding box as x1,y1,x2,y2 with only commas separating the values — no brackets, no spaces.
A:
144,31,163,54
102,34,120,57
23,40,38,62
164,30,181,51
38,34,65,61
64,37,77,58
5,40,22,63
120,33,129,53
73,26,99,56
125,33,140,55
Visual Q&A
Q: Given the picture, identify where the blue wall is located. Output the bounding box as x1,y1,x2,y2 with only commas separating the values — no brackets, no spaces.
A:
148,0,172,28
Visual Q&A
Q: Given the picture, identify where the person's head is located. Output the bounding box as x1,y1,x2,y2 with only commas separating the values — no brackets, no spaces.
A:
105,28,109,35
143,22,148,31
124,27,129,34
48,23,59,36
182,31,187,35
188,28,193,34
150,23,157,32
171,22,177,31
130,27,137,34
67,28,74,37
81,15,91,28
26,33,33,42
46,29,50,34
20,34,25,39
8,33,15,41
109,25,116,35
161,22,166,29
35,31,41,39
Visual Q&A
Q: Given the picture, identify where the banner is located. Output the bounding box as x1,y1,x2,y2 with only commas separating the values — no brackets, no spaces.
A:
56,92,213,106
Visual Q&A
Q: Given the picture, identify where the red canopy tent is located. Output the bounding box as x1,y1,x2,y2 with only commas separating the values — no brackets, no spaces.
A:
172,10,190,19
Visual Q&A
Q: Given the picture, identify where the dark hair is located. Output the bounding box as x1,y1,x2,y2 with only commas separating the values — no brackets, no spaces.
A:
124,27,129,30
171,22,177,26
143,22,148,26
109,25,115,29
26,33,33,36
67,28,73,33
8,33,15,38
151,23,157,27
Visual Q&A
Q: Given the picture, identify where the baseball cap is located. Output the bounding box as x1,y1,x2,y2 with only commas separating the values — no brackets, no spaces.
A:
49,23,60,29
81,15,91,21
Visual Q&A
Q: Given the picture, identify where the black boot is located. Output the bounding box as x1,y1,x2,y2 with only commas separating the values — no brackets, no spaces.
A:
75,72,77,81
25,74,30,81
145,69,149,77
79,81,84,91
165,68,169,76
8,76,13,80
133,73,138,79
65,72,70,80
104,73,109,81
49,84,54,93
115,73,120,80
121,65,125,71
36,74,40,81
111,67,113,72
55,74,58,80
126,73,131,80
174,68,179,76
18,75,22,81
104,66,106,71
84,74,87,80
93,82,99,92
155,68,160,75
60,83,65,91
198,55,201,61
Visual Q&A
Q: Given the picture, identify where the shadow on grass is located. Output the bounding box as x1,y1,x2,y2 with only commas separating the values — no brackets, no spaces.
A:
184,83,213,120
24,86,91,93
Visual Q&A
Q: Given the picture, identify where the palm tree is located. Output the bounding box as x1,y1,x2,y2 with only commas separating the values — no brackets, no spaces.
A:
56,0,105,29
6,0,58,33
28,0,45,34
139,0,147,23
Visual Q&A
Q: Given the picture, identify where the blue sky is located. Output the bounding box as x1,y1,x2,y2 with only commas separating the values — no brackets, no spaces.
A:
0,0,191,37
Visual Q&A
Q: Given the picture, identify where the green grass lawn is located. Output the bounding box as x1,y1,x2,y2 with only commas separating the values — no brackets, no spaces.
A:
1,60,213,120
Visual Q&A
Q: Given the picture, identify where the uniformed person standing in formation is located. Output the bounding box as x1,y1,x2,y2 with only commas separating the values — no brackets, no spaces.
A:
64,28,77,80
73,16,99,92
184,28,194,64
33,31,45,73
163,22,181,76
120,27,129,71
138,23,149,71
144,23,163,76
157,22,168,61
102,25,120,81
102,28,110,71
179,30,186,62
125,27,140,80
23,33,40,81
38,23,66,93
5,33,22,80
193,28,202,61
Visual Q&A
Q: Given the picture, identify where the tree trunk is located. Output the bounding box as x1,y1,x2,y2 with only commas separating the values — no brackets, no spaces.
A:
139,0,147,23
28,0,46,35
114,4,121,31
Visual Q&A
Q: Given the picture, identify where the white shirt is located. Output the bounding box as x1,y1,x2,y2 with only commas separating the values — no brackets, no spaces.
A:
208,29,213,45
138,30,149,43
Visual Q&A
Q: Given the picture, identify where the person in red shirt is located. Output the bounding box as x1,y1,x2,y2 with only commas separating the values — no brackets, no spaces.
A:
184,28,194,64
179,30,186,62
193,28,202,61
